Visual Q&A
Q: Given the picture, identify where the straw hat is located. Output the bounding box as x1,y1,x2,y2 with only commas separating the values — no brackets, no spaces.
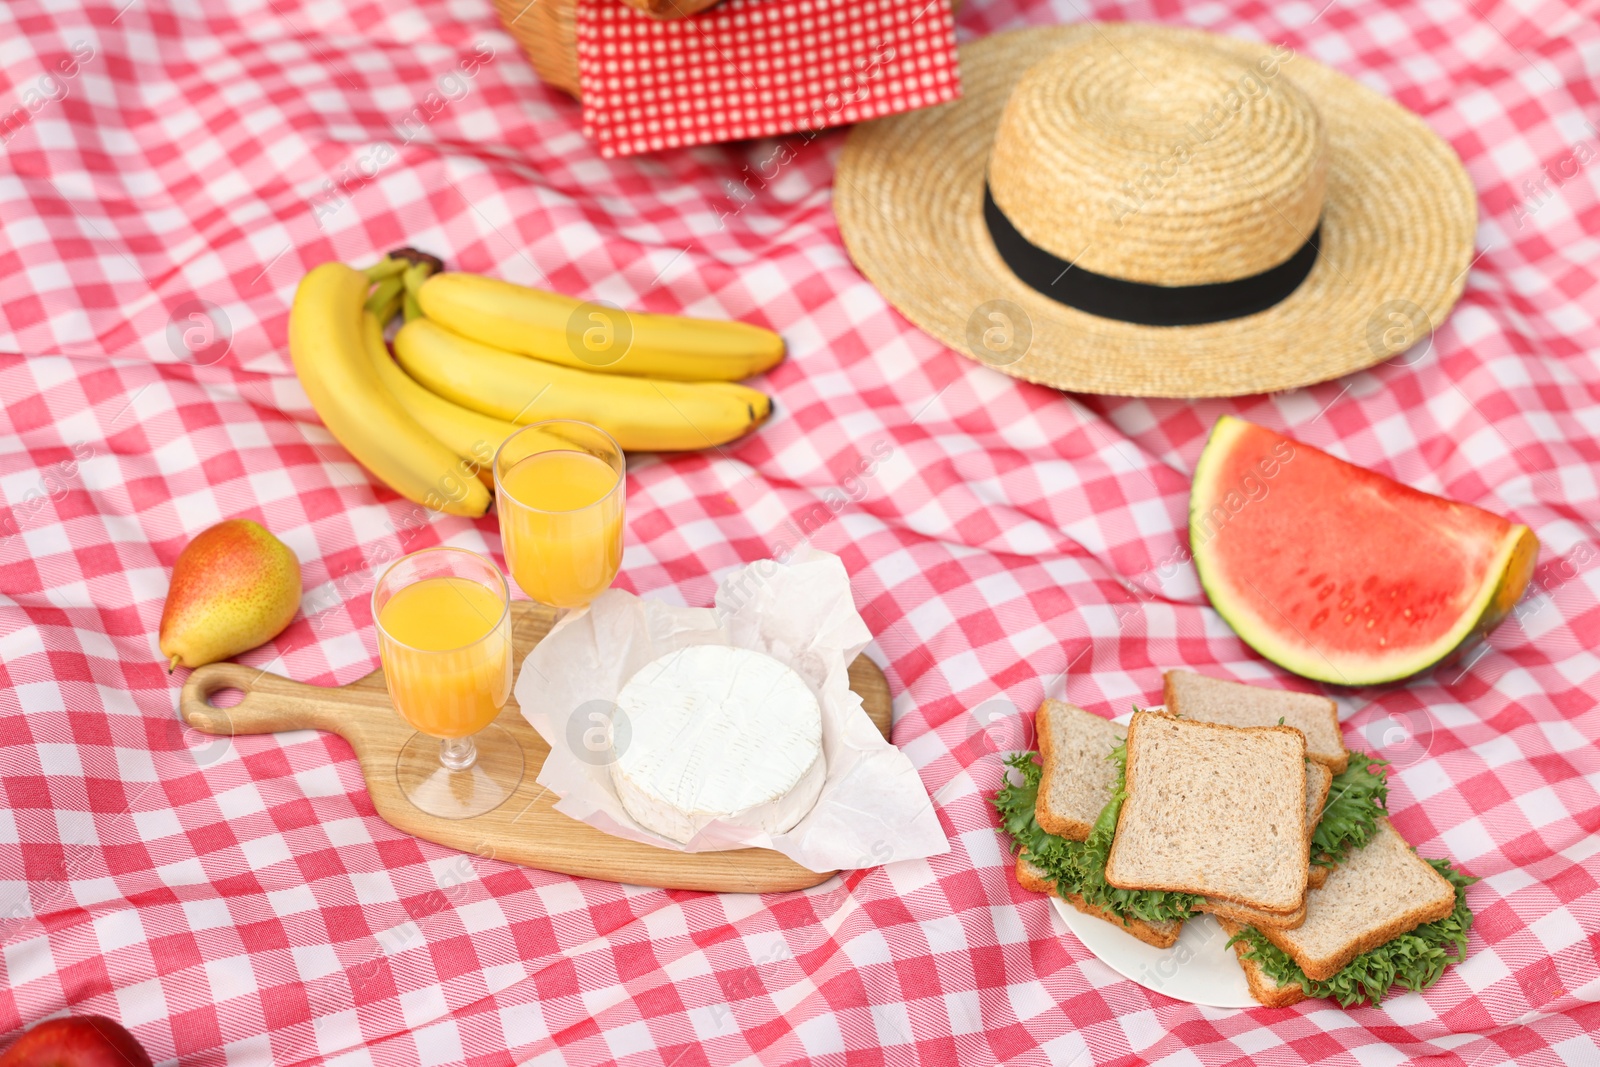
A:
834,24,1477,398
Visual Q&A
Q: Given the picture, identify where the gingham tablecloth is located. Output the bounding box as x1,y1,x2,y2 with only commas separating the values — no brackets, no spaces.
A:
1,0,1597,1064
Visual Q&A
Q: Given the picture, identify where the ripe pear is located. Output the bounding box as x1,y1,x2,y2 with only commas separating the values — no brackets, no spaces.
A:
159,519,301,671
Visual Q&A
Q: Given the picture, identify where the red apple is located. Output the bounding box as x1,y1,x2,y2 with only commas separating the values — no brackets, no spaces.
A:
0,1016,151,1067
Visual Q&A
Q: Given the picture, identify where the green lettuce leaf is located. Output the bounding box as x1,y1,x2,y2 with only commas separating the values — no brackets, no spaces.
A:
1227,859,1477,1007
1311,752,1390,868
993,748,1198,925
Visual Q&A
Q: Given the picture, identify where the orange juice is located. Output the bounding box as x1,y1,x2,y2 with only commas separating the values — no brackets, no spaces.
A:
498,449,623,608
377,576,510,738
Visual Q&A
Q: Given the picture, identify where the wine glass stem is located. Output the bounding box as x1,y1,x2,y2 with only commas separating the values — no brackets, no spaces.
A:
440,734,478,772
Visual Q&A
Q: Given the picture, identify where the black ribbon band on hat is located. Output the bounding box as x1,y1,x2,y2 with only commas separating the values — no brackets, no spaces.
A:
983,185,1321,328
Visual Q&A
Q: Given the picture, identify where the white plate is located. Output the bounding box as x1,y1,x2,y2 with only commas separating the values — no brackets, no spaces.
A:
1051,898,1256,1008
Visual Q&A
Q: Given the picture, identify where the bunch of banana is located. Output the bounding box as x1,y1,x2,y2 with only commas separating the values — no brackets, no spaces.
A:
287,250,779,512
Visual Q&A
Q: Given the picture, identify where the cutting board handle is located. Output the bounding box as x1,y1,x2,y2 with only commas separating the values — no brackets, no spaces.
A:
180,661,343,737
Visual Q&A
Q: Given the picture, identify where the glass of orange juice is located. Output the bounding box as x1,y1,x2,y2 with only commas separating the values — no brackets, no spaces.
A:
494,420,625,609
373,546,523,819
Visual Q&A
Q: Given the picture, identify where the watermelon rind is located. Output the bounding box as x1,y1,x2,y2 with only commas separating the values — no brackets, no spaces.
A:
1190,415,1537,687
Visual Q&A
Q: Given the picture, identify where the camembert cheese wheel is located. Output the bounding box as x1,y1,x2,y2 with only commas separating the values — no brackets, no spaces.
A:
609,645,825,844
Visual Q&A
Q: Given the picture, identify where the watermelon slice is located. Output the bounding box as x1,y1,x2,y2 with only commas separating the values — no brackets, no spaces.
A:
1190,416,1538,686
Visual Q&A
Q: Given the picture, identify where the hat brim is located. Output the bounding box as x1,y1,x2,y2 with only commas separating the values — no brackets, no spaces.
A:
833,24,1477,398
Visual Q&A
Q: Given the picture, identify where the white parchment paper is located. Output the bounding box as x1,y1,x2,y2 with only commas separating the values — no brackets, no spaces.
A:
515,550,949,872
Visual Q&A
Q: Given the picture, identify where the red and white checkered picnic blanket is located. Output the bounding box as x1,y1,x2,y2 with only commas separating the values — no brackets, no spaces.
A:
2,0,1598,1064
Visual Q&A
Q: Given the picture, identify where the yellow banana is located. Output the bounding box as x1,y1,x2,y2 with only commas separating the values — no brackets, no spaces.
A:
360,311,516,470
393,318,771,452
417,272,785,382
289,263,491,517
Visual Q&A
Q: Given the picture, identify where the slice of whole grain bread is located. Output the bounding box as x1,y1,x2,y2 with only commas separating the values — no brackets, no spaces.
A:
1105,712,1309,913
1217,918,1307,1007
1164,670,1347,773
1257,818,1457,982
1035,700,1126,841
1014,854,1182,949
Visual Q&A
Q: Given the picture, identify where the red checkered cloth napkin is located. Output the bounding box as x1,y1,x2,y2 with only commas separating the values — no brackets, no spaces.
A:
2,0,1599,1064
575,0,960,157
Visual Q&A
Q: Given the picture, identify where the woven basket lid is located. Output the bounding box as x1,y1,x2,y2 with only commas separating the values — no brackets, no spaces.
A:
834,24,1477,398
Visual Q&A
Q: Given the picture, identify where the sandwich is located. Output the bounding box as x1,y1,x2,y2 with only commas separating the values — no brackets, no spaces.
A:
994,672,1475,1007
1222,819,1476,1006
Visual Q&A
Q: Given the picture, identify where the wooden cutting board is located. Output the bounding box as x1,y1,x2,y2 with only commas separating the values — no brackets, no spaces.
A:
178,601,893,893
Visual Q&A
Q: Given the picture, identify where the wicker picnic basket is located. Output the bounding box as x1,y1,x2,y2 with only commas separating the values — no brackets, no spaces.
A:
494,0,723,98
